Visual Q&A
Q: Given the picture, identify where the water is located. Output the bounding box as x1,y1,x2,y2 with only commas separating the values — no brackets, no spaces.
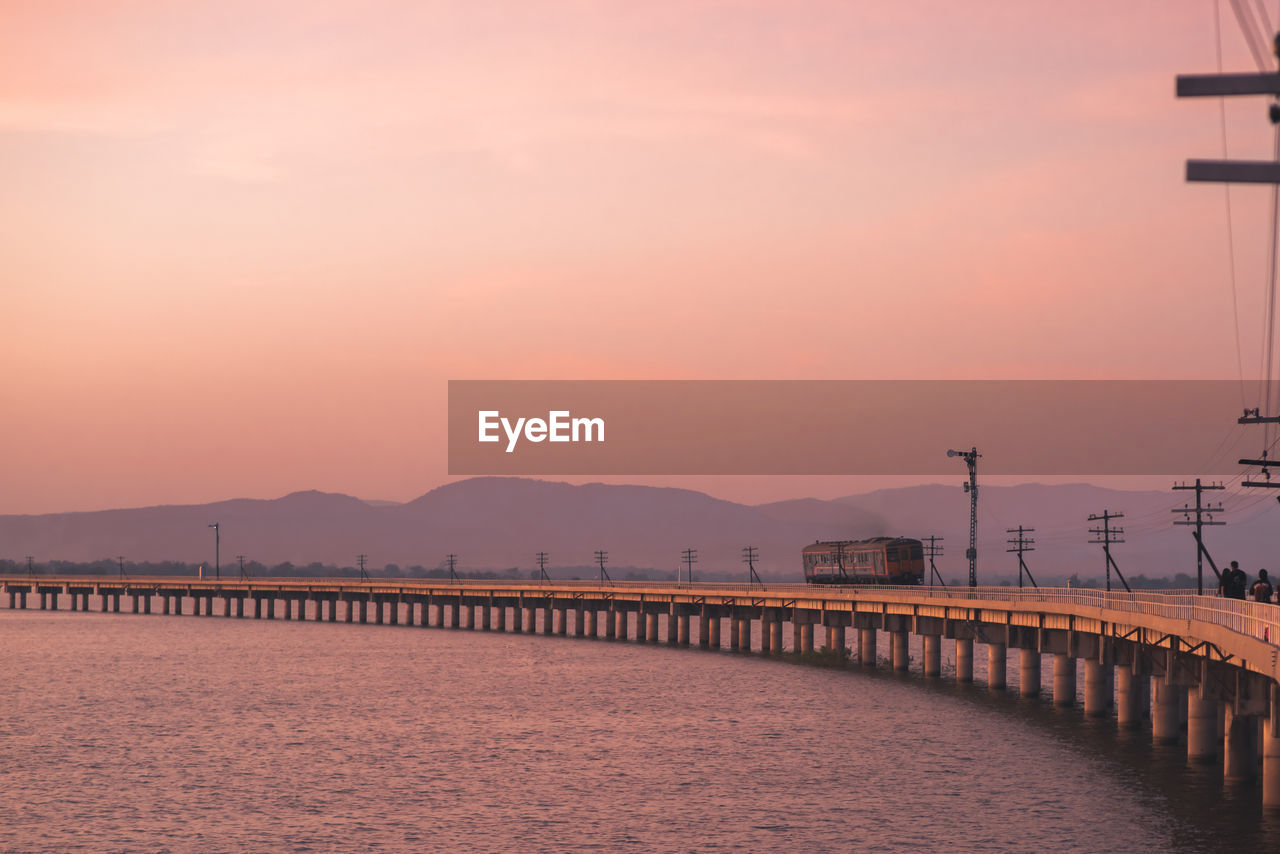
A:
2,608,1278,852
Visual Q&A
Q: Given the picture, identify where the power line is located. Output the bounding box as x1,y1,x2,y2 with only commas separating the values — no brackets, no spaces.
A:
1172,479,1227,593
594,550,612,585
1088,510,1131,593
445,554,458,583
923,535,945,587
680,548,697,584
742,546,764,589
536,551,551,583
1006,526,1038,589
358,553,370,582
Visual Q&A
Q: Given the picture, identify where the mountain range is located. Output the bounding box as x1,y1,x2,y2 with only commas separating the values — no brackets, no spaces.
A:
1,477,1273,583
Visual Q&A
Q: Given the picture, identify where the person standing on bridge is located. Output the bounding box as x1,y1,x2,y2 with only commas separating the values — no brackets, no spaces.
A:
1250,569,1274,604
1220,562,1239,597
1232,563,1249,599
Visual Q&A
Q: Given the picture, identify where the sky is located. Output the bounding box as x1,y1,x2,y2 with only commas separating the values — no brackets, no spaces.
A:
4,1,1280,514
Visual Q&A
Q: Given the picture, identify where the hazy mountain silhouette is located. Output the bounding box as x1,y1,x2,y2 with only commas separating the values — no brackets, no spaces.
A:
1,477,1270,582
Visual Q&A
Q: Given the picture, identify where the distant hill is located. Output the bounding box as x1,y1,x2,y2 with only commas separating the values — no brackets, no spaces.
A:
1,477,1272,583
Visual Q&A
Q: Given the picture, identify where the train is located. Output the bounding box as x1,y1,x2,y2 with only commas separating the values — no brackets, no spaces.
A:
802,537,925,585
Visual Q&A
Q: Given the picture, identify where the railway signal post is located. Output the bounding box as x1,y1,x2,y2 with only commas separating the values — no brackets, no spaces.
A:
947,447,981,587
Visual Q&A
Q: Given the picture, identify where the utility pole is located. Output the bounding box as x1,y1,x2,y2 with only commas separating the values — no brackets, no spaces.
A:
208,523,220,579
1172,479,1226,594
681,548,697,585
236,554,248,580
742,546,764,589
445,554,459,582
1178,35,1280,491
117,556,128,580
923,536,945,587
358,554,370,582
1005,526,1038,589
1088,510,1131,593
594,550,612,584
947,447,981,587
536,551,551,583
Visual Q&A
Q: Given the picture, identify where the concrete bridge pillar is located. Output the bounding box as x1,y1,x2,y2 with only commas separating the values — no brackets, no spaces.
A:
99,594,109,613
891,631,909,671
955,638,974,683
646,612,660,643
729,616,740,650
708,614,721,649
698,609,710,648
800,621,814,654
769,619,783,654
237,597,246,619
987,642,1007,689
827,625,845,654
1116,666,1145,728
860,629,877,666
922,635,941,677
677,612,690,646
130,594,139,614
448,601,461,628
475,603,486,630
1225,706,1261,784
1186,694,1219,764
516,605,530,633
496,603,507,631
663,608,675,644
6,591,12,609
538,604,550,634
284,598,294,620
556,607,568,636
110,593,118,612
1083,660,1112,718
162,596,171,616
576,608,588,637
1265,698,1280,809
1152,679,1184,745
1019,649,1041,698
611,609,625,639
1053,655,1077,707
205,596,214,617
738,617,753,652
344,598,355,623
51,592,59,611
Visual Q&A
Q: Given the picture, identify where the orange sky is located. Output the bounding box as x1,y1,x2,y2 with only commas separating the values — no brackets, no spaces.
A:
3,1,1279,513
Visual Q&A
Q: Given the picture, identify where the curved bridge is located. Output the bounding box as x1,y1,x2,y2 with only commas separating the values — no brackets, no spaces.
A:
6,576,1280,810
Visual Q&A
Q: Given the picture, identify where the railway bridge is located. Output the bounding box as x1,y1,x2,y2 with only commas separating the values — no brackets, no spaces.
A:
5,576,1280,810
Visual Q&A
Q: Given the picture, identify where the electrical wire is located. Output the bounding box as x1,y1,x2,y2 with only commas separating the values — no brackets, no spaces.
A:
1217,0,1251,409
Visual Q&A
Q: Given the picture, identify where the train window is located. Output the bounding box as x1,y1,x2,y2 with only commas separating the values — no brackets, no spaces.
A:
886,548,899,561
910,545,923,559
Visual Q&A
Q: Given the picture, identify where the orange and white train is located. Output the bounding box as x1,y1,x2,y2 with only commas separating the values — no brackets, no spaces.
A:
802,537,925,585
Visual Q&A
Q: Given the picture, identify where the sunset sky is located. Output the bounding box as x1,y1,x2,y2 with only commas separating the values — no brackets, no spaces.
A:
4,1,1280,514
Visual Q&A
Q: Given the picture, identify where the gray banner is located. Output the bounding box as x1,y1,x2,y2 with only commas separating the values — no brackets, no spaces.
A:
447,380,1272,475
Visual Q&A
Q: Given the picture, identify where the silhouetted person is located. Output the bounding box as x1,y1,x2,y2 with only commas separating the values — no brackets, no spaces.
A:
1220,561,1239,597
1233,564,1249,599
1251,569,1274,604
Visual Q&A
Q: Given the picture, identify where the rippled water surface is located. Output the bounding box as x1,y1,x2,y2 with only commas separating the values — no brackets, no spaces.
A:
2,608,1278,852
